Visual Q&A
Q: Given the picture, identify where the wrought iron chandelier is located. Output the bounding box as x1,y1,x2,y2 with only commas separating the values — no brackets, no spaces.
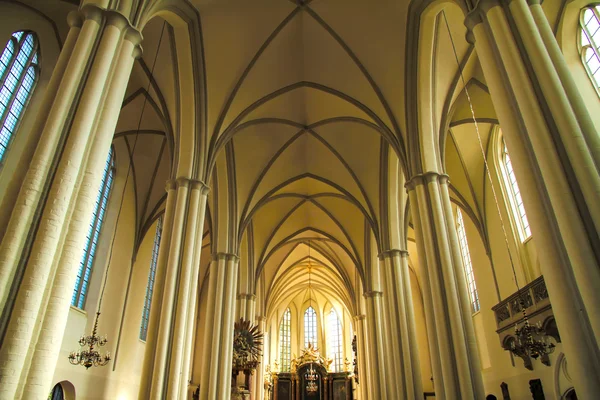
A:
305,363,318,393
67,22,168,369
68,311,110,369
442,11,555,364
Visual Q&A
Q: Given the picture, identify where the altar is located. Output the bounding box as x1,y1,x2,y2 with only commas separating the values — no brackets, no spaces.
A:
269,345,353,400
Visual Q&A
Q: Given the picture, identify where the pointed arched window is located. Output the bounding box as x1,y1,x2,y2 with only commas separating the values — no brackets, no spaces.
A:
140,216,163,340
328,308,343,371
279,308,291,372
304,306,317,348
456,208,480,313
71,147,115,308
580,5,600,91
500,139,531,241
0,31,40,164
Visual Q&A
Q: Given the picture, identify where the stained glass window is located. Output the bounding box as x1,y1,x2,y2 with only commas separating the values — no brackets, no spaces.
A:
580,6,600,90
501,139,531,241
71,148,115,308
328,308,343,372
279,308,291,372
304,306,317,348
140,216,163,340
456,208,480,313
0,31,39,164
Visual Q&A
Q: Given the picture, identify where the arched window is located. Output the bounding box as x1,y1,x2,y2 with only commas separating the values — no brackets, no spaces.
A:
328,308,343,372
0,31,40,164
48,383,64,400
304,306,317,348
279,308,291,372
140,216,163,340
456,208,480,313
500,139,531,241
580,5,600,90
71,147,115,308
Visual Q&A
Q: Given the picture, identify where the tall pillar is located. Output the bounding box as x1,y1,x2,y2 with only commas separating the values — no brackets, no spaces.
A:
406,172,484,400
0,8,140,399
362,291,385,399
199,253,240,400
0,5,99,316
141,178,209,400
352,315,368,400
20,21,141,399
379,249,424,399
253,316,267,400
466,3,600,396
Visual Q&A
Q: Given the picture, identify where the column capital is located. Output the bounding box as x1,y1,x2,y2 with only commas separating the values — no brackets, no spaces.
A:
378,249,409,259
67,10,84,28
174,177,210,193
256,315,267,323
405,171,449,191
353,314,366,321
363,290,383,298
212,252,240,262
165,179,177,192
237,293,256,301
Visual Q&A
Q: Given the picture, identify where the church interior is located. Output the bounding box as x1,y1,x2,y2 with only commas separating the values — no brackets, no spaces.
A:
0,0,599,399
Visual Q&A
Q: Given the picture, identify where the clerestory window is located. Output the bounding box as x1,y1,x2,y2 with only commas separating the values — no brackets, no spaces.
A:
279,308,291,372
456,208,480,313
140,217,163,340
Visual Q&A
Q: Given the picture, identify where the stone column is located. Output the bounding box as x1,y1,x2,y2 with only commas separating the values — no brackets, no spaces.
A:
466,4,600,396
19,22,141,400
141,178,209,399
362,291,385,399
252,316,266,400
139,181,178,397
352,315,367,400
199,253,240,400
379,249,424,399
406,172,484,400
0,8,138,399
0,5,99,315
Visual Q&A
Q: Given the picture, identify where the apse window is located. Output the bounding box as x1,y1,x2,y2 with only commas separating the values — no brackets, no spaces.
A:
580,5,600,90
279,308,291,372
456,208,480,313
328,308,343,372
500,139,531,241
71,148,115,309
0,31,39,164
304,306,317,348
140,216,163,341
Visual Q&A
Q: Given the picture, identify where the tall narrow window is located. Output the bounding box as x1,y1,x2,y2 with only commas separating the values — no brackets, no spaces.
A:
304,306,317,348
140,217,163,340
580,6,600,90
500,139,531,241
456,208,480,313
279,308,291,372
0,31,40,163
328,308,343,372
71,148,115,308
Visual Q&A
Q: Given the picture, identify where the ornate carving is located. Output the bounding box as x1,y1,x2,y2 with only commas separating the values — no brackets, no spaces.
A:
532,280,549,302
510,293,533,314
290,343,332,373
495,304,511,323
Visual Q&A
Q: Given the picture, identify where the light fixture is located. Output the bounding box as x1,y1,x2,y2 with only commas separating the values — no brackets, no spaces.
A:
442,11,555,365
305,363,318,393
68,21,167,369
68,311,110,369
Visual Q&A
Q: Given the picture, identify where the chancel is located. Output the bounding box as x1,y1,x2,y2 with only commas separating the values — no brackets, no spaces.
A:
0,0,599,399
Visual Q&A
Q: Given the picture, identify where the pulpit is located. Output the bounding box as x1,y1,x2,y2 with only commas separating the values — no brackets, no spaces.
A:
270,344,353,400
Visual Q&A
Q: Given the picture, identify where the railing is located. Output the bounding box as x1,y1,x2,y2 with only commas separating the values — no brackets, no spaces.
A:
492,275,550,333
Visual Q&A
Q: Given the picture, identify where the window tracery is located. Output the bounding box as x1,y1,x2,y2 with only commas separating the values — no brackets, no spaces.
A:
580,5,600,90
279,308,291,372
304,306,317,348
328,308,343,372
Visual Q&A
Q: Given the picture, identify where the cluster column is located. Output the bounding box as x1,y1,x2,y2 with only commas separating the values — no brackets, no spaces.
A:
362,290,386,399
379,249,423,399
0,6,141,399
140,178,209,400
466,1,600,396
406,172,484,400
352,314,368,400
198,252,240,400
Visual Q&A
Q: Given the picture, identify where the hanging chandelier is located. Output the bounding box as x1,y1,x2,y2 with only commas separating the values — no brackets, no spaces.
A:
305,363,318,393
68,311,110,369
510,300,555,361
441,11,556,365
